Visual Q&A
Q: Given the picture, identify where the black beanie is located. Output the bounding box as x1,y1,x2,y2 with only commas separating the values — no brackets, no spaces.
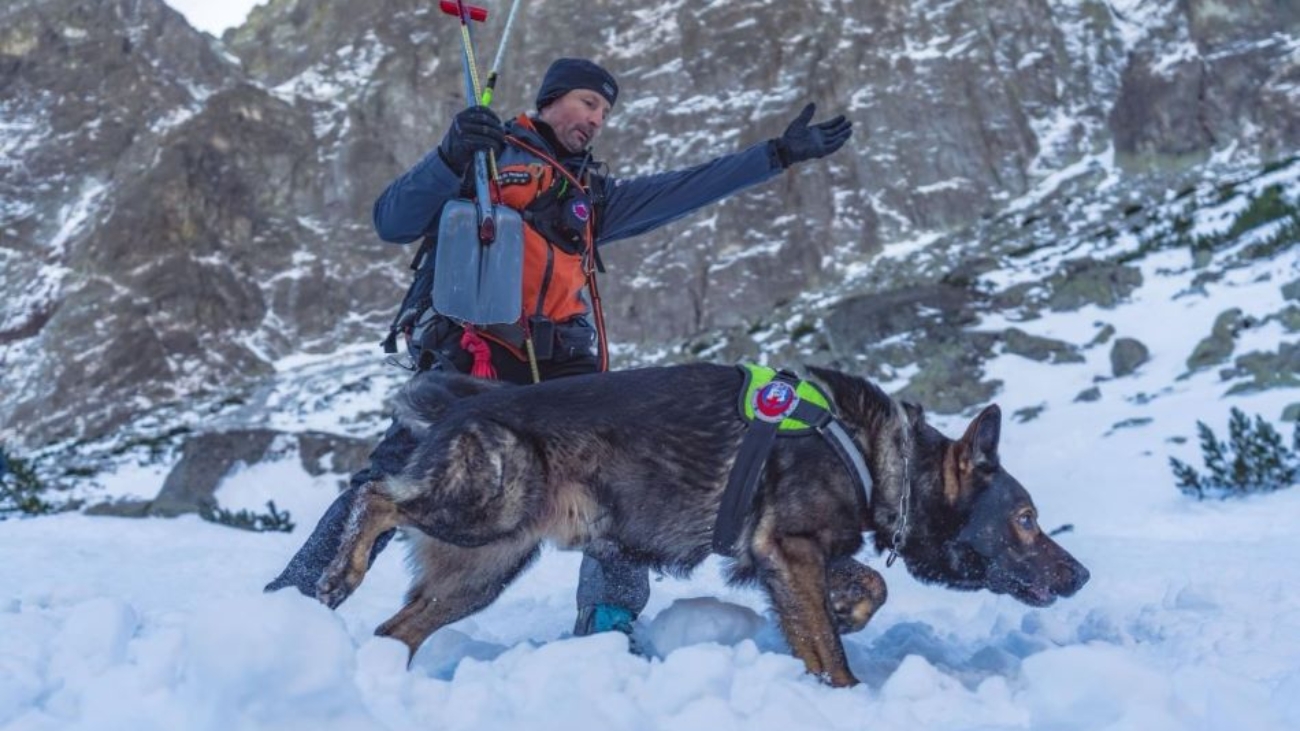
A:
535,58,619,111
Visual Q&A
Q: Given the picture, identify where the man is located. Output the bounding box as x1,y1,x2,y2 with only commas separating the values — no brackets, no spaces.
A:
267,58,852,645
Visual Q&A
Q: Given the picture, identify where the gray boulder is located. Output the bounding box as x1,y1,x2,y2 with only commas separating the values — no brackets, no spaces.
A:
1003,328,1085,364
1187,308,1245,371
1110,337,1151,377
148,429,279,517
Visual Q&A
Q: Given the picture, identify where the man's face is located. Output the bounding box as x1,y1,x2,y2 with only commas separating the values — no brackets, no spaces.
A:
538,89,611,154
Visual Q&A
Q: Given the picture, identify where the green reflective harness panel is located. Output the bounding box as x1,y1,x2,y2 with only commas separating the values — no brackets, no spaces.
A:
737,364,834,433
713,365,875,555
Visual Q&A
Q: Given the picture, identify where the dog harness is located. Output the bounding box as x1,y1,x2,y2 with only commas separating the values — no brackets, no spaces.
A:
712,365,875,554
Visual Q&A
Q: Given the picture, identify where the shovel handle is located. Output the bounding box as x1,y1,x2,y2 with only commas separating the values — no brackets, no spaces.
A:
445,0,496,241
473,150,495,242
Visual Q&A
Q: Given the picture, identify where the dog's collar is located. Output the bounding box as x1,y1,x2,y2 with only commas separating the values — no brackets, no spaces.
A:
884,452,912,567
713,366,875,555
881,405,917,568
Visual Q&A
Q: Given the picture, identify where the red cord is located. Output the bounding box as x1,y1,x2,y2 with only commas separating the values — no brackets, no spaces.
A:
460,328,497,380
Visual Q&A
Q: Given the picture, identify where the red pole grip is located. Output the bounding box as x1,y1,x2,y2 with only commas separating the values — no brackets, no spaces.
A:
438,0,488,22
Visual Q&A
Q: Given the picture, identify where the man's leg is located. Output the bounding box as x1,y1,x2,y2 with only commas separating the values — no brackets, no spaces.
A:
263,418,415,597
536,347,653,644
573,548,651,641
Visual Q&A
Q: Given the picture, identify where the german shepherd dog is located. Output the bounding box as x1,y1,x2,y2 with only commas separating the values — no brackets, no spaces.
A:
316,363,1088,687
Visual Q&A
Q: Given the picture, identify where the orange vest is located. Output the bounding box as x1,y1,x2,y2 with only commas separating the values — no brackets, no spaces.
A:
495,164,591,322
479,116,605,367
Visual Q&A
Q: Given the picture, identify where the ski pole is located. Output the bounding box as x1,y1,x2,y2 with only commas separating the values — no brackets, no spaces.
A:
440,0,496,243
480,0,524,107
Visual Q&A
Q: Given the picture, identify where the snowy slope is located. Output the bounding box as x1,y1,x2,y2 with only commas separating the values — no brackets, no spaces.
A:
2,235,1298,730
3,1,1299,727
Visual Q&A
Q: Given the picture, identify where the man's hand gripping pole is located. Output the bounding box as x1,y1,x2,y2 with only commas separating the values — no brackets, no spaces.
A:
440,0,496,243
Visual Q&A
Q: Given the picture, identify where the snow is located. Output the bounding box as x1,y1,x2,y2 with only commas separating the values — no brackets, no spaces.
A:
148,106,203,137
5,473,1299,731
913,178,971,195
215,450,345,528
1104,0,1174,55
163,1,265,36
605,1,688,62
89,462,171,505
271,33,389,108
48,181,107,255
4,229,1299,729
1004,147,1118,216
1152,41,1201,77
4,3,1300,728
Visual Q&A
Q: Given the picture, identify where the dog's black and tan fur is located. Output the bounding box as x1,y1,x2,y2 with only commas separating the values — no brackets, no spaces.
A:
317,363,1088,687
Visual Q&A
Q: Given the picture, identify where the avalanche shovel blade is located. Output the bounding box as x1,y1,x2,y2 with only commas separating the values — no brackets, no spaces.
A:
432,199,525,325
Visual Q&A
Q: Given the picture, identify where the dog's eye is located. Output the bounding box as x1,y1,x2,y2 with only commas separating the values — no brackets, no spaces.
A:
1016,512,1037,531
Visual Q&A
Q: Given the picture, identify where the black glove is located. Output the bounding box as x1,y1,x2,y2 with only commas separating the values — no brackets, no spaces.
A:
771,103,853,168
438,106,506,175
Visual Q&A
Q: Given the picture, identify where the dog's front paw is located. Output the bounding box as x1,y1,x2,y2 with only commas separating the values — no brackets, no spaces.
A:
827,557,887,635
315,563,360,609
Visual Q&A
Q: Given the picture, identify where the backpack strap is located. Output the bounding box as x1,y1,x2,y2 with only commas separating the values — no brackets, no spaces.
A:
381,233,436,355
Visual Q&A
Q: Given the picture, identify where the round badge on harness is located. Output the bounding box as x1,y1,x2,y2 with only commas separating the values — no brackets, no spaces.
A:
754,380,799,423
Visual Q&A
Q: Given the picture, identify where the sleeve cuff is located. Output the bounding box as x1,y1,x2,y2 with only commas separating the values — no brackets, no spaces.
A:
769,139,792,169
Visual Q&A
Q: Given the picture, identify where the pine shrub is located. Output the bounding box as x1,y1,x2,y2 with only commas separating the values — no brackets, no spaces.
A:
200,500,296,533
1170,408,1300,499
0,448,57,518
1225,185,1295,240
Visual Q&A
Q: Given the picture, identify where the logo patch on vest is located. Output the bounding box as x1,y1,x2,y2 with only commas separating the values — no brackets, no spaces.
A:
499,170,533,187
754,381,798,422
570,200,590,222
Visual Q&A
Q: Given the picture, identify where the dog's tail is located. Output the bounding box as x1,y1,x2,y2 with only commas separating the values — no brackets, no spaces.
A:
393,372,509,437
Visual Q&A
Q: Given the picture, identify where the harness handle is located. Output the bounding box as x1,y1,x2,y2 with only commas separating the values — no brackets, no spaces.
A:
713,368,875,556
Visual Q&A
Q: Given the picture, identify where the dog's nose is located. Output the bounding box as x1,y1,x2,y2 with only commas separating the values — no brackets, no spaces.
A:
1063,562,1090,596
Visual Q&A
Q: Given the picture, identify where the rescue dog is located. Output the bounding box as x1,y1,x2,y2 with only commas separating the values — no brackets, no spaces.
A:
316,363,1088,687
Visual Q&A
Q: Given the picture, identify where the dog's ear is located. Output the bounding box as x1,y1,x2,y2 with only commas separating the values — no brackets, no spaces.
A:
805,364,851,391
960,404,1002,470
945,404,1003,506
805,364,890,423
901,401,925,428
806,365,855,410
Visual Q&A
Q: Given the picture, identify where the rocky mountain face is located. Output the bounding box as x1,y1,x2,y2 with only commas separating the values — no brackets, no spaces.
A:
2,0,1298,474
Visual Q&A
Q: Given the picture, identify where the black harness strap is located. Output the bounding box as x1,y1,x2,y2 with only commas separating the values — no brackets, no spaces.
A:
713,370,804,555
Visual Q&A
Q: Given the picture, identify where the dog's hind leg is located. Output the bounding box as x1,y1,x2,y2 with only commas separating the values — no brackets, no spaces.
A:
752,528,858,687
315,480,403,609
827,556,887,635
376,531,541,659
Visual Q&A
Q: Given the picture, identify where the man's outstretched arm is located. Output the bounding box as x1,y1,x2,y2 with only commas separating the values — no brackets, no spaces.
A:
595,103,853,245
